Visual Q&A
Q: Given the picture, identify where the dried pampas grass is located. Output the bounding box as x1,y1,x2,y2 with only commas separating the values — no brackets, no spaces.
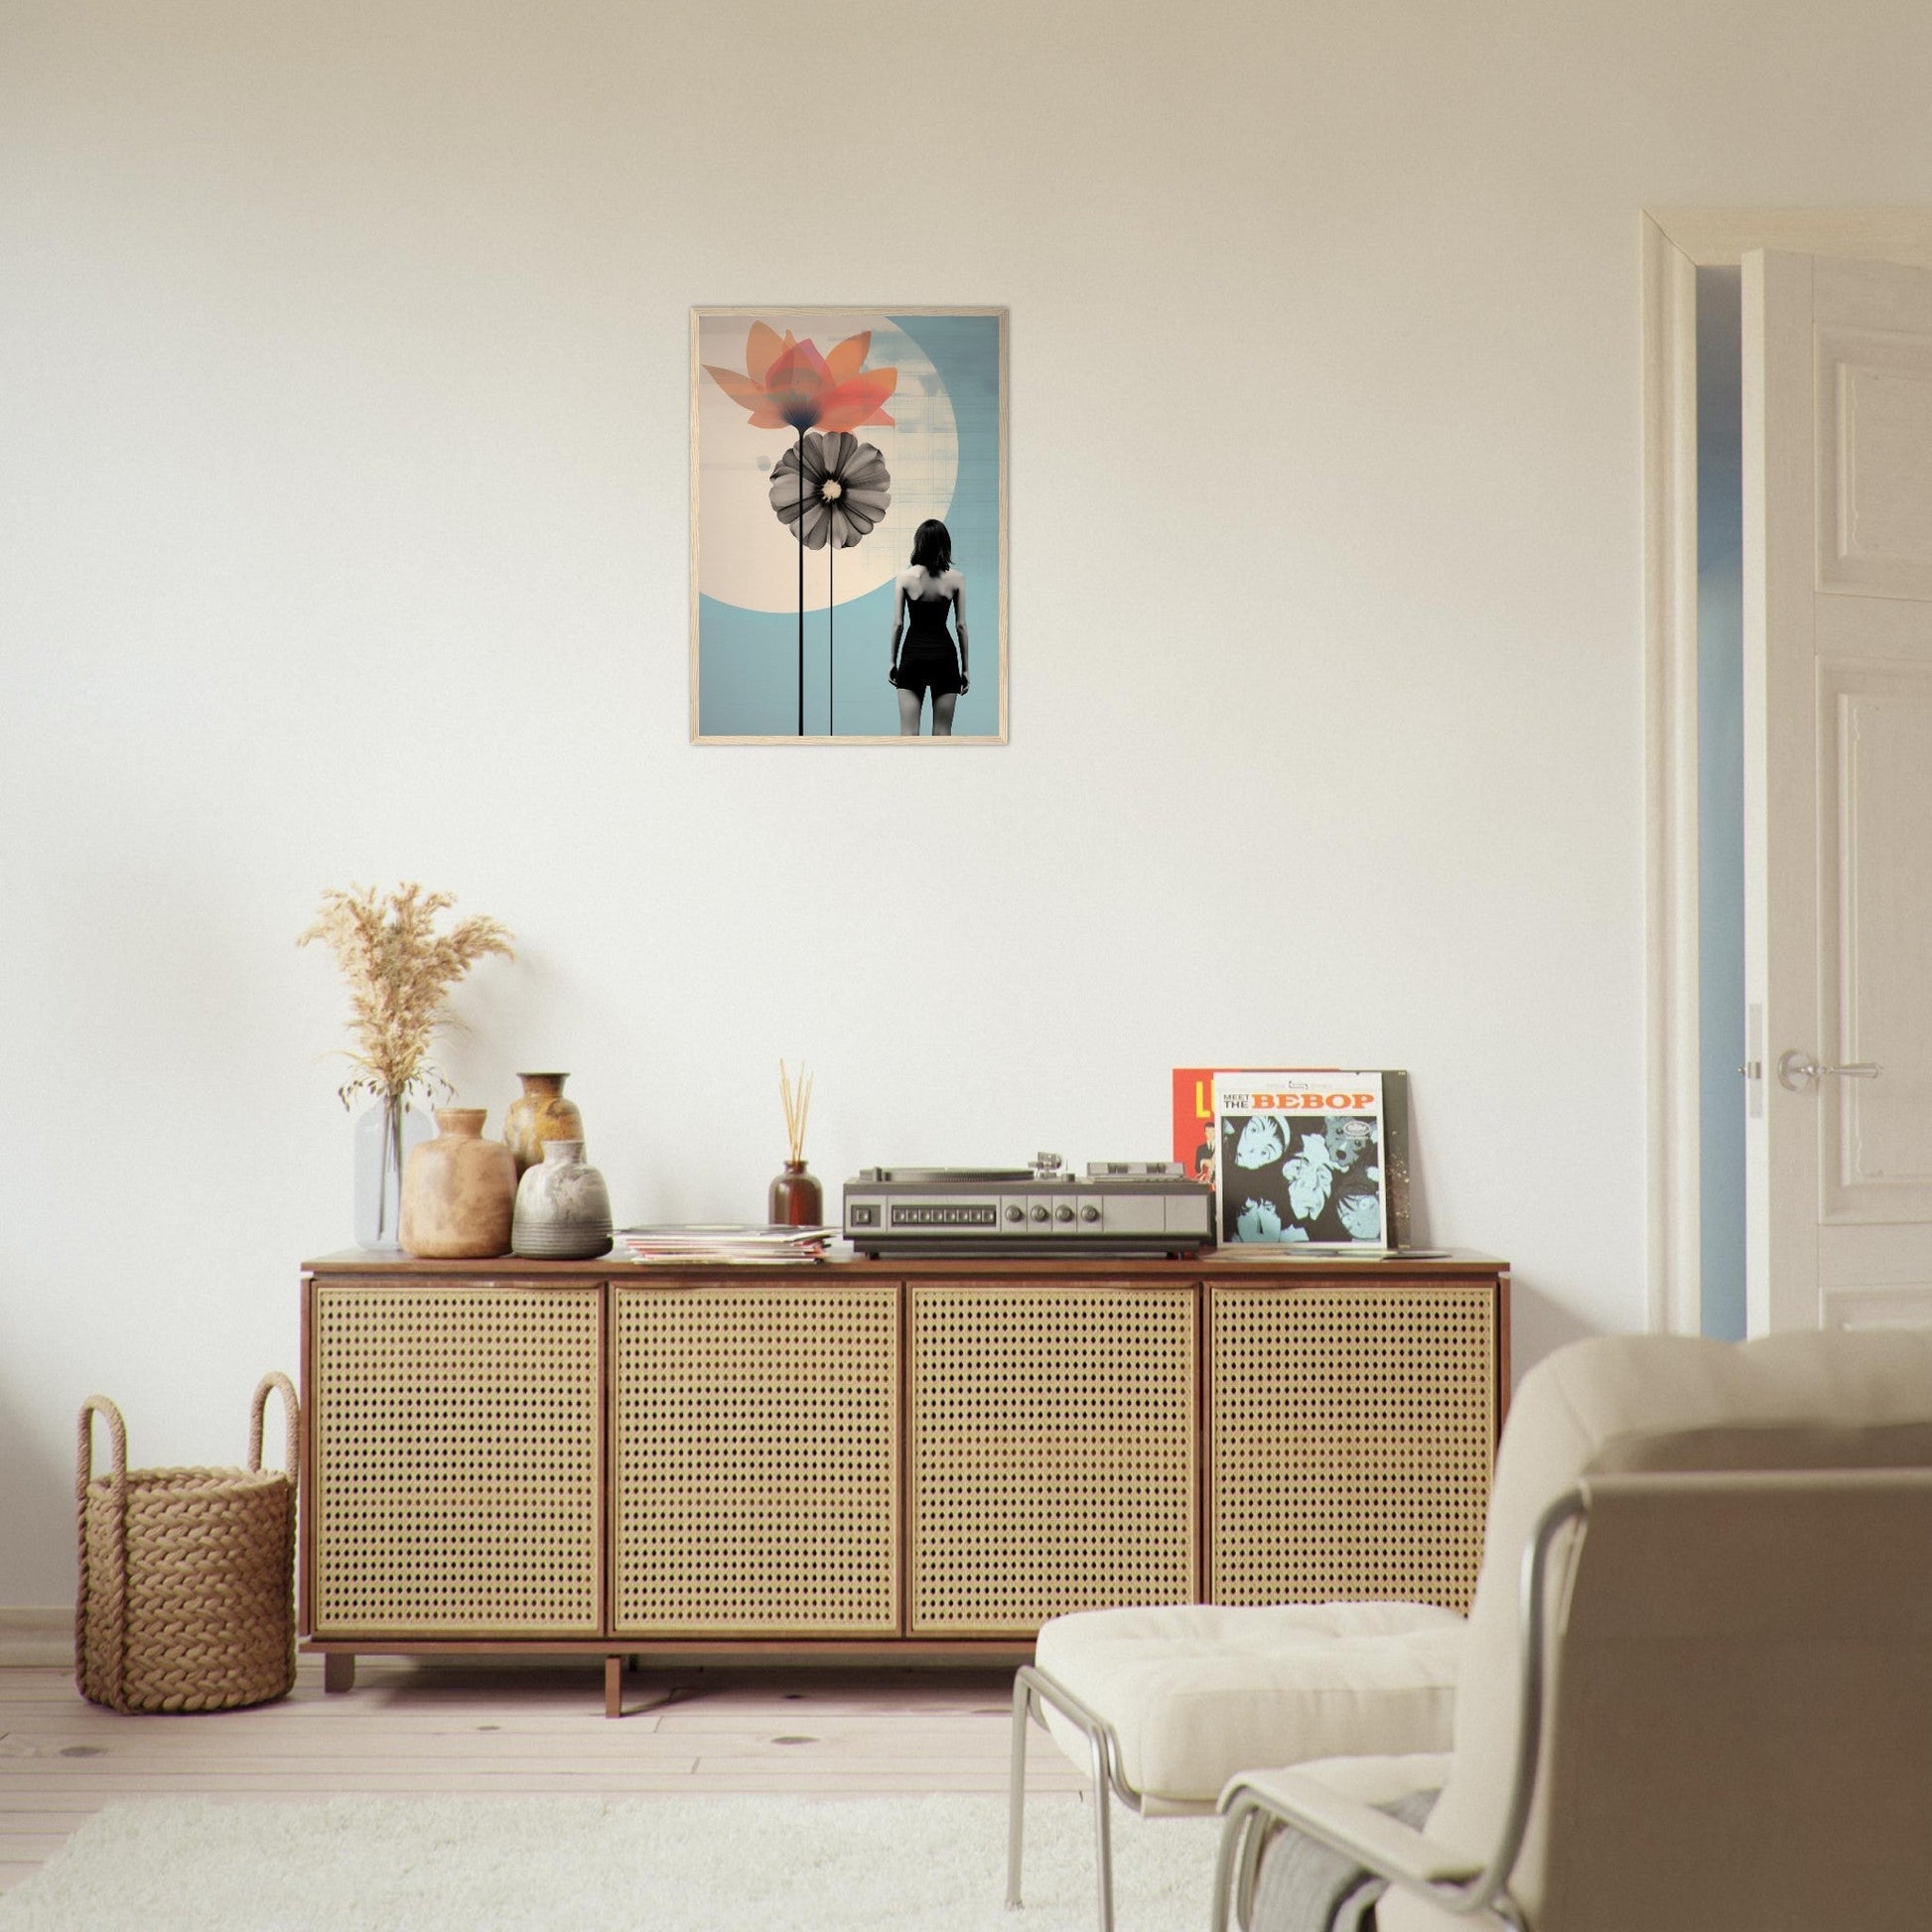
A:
299,883,514,1106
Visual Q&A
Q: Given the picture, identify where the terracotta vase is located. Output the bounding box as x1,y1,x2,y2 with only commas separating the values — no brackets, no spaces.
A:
503,1072,586,1177
400,1109,515,1259
512,1141,615,1260
768,1160,824,1228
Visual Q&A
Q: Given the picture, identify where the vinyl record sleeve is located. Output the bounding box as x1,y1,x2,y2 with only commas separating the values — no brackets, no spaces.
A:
1173,1067,1412,1249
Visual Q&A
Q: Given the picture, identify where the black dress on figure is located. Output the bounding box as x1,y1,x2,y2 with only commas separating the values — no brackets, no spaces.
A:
894,593,962,700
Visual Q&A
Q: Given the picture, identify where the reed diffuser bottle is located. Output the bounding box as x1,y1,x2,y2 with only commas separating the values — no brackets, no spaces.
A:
768,1059,824,1226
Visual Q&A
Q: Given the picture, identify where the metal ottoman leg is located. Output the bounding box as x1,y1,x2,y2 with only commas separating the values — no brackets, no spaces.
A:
1007,1670,1033,1907
1007,1666,1129,1932
1087,1724,1115,1932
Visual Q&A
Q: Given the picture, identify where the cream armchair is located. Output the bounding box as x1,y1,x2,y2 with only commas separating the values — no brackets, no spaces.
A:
1212,1328,1932,1932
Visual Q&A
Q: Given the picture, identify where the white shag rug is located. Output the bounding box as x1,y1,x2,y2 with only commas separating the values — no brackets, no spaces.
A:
0,1793,1223,1931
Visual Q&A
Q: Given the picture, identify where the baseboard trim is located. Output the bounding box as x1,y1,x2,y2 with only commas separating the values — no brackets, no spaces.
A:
0,1606,71,1667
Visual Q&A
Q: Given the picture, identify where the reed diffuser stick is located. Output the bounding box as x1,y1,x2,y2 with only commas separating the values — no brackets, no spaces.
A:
778,1059,813,1164
771,1059,823,1227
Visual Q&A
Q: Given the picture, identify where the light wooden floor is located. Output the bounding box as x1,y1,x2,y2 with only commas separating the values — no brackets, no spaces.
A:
0,1657,1085,1893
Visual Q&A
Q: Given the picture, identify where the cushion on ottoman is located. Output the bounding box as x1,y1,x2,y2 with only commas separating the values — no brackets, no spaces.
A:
1033,1602,1465,1814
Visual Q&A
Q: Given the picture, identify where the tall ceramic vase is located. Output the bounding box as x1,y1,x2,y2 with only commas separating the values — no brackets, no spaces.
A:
400,1109,516,1259
353,1094,433,1251
503,1072,586,1177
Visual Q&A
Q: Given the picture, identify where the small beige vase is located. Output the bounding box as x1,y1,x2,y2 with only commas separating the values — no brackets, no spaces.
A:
503,1072,586,1177
400,1109,515,1259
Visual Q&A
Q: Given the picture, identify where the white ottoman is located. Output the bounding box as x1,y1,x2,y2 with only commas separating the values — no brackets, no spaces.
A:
1007,1601,1465,1932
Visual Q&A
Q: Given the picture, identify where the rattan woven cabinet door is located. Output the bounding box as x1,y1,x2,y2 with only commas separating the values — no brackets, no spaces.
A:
612,1283,899,1635
1209,1284,1495,1611
908,1282,1196,1635
312,1283,602,1636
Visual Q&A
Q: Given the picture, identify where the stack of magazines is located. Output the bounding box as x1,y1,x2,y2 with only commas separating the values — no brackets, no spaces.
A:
614,1224,838,1265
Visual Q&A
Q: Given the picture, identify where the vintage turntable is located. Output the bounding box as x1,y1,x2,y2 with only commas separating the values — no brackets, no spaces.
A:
843,1154,1212,1258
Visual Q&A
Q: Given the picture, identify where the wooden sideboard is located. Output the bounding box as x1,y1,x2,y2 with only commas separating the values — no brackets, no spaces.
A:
299,1251,1509,1713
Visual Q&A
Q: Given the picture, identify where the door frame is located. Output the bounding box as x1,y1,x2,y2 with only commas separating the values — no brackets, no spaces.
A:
1641,208,1932,1335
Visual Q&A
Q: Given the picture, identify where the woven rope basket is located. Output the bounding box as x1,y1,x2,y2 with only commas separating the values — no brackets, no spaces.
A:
75,1372,299,1714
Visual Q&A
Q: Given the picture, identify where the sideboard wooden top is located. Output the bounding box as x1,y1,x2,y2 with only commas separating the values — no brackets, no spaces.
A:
305,1248,1507,1283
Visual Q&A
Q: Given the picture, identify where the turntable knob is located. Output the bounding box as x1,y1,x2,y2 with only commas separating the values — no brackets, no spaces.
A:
1030,1205,1049,1223
1005,1205,1025,1223
1054,1205,1074,1223
1080,1205,1101,1223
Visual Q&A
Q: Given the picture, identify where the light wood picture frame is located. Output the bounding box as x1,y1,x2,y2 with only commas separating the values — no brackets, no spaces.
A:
690,306,1008,745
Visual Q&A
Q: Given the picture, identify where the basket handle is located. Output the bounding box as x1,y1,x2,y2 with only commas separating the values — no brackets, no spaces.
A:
76,1395,127,1503
248,1371,300,1483
74,1395,131,1706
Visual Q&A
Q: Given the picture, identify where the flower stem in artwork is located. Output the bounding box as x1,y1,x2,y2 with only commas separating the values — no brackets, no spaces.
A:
794,428,804,737
829,542,836,736
766,426,893,737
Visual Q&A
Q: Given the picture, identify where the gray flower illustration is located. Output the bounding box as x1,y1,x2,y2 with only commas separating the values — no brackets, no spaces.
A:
769,430,892,550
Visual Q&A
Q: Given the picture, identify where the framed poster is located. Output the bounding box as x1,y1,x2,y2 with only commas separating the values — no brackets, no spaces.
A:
690,306,1008,744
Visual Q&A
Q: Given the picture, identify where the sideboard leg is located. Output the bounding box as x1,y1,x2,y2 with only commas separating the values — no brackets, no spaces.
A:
605,1654,622,1719
323,1652,356,1695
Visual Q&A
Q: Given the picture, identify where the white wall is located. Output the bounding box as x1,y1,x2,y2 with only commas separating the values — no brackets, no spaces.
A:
5,0,1931,1602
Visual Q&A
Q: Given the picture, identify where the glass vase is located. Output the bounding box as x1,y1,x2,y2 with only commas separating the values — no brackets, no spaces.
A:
767,1160,824,1228
352,1094,432,1251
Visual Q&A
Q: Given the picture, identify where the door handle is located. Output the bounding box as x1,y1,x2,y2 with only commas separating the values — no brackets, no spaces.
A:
1777,1050,1882,1091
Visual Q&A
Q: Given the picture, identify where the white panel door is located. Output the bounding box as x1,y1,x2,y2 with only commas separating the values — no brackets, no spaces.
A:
1744,250,1932,1332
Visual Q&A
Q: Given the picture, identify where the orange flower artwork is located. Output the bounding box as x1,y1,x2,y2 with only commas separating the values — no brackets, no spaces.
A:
692,305,1006,743
704,322,897,434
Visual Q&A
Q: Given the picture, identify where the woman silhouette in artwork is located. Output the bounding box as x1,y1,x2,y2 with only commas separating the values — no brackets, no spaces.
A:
889,519,969,737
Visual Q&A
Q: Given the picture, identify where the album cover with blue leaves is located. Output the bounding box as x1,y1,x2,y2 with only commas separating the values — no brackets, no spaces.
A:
1209,1070,1411,1249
